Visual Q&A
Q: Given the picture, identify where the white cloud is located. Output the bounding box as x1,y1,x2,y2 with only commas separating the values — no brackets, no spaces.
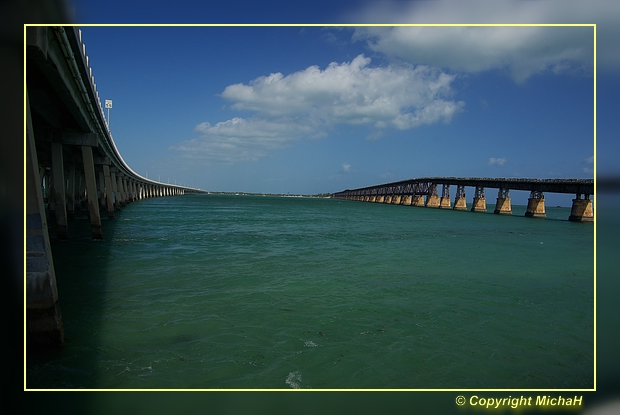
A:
342,163,351,172
171,117,312,163
221,54,463,127
584,155,594,164
174,54,464,163
489,157,507,166
352,26,593,83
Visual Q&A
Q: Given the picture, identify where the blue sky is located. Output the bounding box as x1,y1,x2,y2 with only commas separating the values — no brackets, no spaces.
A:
70,1,616,205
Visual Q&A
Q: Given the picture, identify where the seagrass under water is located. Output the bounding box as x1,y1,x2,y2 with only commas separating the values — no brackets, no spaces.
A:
27,194,594,389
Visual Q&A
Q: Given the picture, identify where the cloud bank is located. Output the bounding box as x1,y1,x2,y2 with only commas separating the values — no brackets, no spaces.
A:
345,0,603,80
173,54,464,163
352,26,592,83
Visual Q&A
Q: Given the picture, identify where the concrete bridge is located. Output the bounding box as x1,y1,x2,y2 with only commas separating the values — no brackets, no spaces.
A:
26,26,206,347
333,177,594,221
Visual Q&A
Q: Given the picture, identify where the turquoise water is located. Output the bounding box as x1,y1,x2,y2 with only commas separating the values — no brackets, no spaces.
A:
27,194,594,389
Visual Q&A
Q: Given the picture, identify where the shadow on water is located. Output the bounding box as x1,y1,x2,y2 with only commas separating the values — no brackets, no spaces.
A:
26,201,123,389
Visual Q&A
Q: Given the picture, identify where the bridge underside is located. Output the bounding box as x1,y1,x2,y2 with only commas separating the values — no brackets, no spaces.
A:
26,26,203,348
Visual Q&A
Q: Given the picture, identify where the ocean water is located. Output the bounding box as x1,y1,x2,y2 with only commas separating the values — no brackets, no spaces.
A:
27,194,594,389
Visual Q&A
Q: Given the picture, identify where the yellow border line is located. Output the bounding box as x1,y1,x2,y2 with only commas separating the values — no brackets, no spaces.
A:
24,23,597,393
592,23,597,392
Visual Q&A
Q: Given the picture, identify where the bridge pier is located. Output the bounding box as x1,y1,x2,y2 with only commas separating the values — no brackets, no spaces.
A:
66,163,76,219
525,190,546,218
569,194,594,222
426,184,440,208
82,145,103,239
26,93,64,347
494,188,512,215
51,142,69,239
439,184,451,208
102,164,115,219
453,185,467,210
401,195,412,205
392,195,401,204
412,194,425,206
376,195,385,203
384,195,392,204
471,186,487,212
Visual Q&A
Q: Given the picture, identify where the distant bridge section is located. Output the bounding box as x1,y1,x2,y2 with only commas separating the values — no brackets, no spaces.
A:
333,177,594,221
26,26,206,347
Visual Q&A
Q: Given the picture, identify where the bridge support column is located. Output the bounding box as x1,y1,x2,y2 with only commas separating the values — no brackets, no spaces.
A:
494,188,512,215
471,186,487,212
426,184,440,208
98,169,106,208
412,194,425,206
369,195,376,202
102,165,115,219
82,146,103,239
117,176,126,205
384,195,392,204
392,195,401,204
51,142,68,239
453,185,467,210
401,195,412,205
525,190,546,218
376,195,384,203
569,194,593,222
26,94,64,347
439,184,451,208
66,163,76,219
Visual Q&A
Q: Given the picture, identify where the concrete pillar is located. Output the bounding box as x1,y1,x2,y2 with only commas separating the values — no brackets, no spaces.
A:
494,188,512,215
412,194,425,206
525,190,546,218
425,184,440,208
102,165,115,219
81,145,103,239
116,176,125,205
376,195,385,203
66,163,76,219
384,195,392,204
453,185,467,210
369,196,376,202
569,195,593,222
77,172,86,210
98,169,106,208
111,171,120,208
439,184,451,209
471,186,487,212
122,178,129,203
391,195,401,204
51,142,68,239
26,93,64,347
401,195,412,205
